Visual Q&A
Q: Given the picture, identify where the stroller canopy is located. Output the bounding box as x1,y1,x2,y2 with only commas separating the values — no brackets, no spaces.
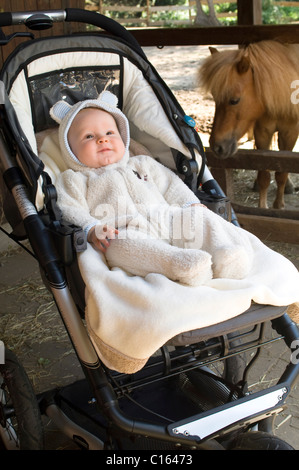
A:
0,30,204,208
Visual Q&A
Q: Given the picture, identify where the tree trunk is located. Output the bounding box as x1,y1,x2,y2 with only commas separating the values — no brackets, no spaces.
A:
194,0,221,26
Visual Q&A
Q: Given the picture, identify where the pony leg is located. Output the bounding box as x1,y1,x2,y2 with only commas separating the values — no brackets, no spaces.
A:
273,172,288,209
254,117,276,209
257,170,271,209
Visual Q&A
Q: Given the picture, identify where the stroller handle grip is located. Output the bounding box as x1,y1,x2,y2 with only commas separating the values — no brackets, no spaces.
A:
0,11,66,27
0,9,145,57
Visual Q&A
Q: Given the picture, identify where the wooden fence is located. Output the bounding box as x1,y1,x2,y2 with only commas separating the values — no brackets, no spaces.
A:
85,1,299,27
206,149,299,244
85,1,235,26
86,0,193,26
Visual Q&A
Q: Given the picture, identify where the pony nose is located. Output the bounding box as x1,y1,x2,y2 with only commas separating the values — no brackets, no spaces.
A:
214,142,225,156
212,139,238,158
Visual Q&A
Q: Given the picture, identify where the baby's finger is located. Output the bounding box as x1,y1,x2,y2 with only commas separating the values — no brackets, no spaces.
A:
108,230,118,239
101,237,110,248
99,240,110,253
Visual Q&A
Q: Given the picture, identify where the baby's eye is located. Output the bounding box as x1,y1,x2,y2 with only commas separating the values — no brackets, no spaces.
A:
85,134,94,140
106,131,114,135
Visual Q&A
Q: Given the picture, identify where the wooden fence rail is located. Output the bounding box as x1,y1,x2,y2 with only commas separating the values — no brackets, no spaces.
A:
206,148,299,244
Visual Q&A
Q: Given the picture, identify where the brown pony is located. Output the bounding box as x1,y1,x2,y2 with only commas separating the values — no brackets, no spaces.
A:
198,41,299,209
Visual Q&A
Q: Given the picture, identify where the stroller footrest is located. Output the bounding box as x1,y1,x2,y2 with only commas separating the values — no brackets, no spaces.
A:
168,384,288,442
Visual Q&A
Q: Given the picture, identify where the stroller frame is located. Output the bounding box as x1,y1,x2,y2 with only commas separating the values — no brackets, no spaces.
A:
0,9,299,451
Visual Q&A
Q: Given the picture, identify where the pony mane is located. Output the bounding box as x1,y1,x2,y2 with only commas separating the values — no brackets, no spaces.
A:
198,41,299,119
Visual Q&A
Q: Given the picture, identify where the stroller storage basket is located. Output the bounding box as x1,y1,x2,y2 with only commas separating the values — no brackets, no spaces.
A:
0,9,299,451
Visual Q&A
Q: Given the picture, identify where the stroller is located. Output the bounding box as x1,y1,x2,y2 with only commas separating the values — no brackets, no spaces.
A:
0,8,299,451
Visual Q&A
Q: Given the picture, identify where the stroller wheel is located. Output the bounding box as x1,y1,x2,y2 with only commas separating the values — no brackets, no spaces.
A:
227,431,294,450
183,336,247,410
0,348,44,450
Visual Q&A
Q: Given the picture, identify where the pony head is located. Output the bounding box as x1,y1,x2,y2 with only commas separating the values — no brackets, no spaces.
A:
198,46,265,158
199,41,299,159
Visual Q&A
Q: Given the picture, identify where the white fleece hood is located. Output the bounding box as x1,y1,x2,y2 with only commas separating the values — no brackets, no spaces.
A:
50,91,130,172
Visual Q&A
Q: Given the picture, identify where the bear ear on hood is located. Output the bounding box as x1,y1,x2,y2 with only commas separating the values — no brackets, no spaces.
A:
98,90,118,108
50,100,73,124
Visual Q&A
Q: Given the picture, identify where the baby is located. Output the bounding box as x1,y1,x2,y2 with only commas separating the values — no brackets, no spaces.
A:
50,91,252,286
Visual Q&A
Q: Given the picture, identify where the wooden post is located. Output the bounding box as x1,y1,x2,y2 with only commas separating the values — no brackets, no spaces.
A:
237,0,262,25
188,0,193,23
146,0,150,27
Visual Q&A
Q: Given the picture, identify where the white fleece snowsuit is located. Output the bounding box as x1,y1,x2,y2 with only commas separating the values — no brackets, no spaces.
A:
51,92,252,286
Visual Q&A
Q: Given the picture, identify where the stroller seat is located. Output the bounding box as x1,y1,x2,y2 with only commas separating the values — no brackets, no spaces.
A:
1,9,299,451
168,302,287,346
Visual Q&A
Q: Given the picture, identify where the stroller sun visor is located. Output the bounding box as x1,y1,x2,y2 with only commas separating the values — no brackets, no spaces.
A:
1,35,203,211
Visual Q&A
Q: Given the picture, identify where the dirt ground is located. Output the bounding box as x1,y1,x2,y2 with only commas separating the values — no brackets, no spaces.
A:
1,45,299,449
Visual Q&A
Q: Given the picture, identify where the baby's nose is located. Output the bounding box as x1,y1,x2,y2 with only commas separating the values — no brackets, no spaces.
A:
98,137,109,144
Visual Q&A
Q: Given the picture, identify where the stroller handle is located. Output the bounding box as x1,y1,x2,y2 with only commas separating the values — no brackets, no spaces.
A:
0,10,65,26
0,8,145,57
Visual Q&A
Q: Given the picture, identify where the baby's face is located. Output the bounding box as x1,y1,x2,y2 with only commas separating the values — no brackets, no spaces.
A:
68,108,126,168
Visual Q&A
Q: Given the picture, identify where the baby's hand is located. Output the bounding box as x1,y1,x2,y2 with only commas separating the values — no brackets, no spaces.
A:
88,225,119,253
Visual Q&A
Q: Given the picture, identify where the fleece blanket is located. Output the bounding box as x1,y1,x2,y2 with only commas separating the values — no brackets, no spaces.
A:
79,238,299,373
38,131,299,373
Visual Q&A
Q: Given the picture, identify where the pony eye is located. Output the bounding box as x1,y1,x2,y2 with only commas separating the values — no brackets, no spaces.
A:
229,98,240,106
